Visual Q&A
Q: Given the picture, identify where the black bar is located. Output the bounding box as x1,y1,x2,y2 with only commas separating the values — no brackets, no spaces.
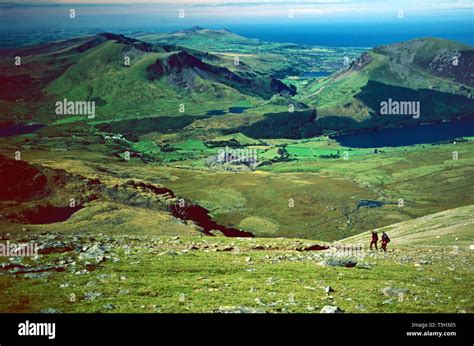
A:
0,313,472,345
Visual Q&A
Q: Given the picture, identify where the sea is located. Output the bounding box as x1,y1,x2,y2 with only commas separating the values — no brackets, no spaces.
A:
226,21,474,47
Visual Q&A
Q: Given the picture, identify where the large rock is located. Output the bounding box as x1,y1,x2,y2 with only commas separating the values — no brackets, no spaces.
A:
381,287,409,297
320,306,343,313
79,243,110,263
324,286,335,293
84,291,102,301
319,258,357,268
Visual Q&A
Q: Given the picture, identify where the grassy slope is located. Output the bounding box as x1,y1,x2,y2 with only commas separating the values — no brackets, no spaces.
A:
1,206,472,313
342,204,474,247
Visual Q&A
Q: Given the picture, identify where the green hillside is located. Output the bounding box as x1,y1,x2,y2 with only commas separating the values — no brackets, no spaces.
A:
0,32,294,124
303,38,474,130
342,205,474,247
1,204,472,313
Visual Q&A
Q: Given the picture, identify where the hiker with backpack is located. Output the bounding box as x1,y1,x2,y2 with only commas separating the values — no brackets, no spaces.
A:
370,231,378,250
381,231,390,252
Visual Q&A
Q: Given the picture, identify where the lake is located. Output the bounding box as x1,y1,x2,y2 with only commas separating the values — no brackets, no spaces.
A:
206,110,226,116
333,118,474,148
358,200,386,208
301,71,331,78
206,107,252,116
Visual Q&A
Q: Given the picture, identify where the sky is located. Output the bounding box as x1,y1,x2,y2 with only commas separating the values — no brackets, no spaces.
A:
1,0,472,20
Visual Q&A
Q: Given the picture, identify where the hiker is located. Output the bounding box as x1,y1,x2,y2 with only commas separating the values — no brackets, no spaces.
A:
381,231,390,252
370,231,378,250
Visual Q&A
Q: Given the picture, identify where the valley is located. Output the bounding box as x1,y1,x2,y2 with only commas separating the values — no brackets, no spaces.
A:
0,27,473,314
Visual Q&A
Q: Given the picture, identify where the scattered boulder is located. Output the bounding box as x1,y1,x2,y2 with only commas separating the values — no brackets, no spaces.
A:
79,243,109,263
41,308,62,313
356,263,372,270
320,305,343,313
266,277,276,285
23,272,52,279
11,265,65,275
75,269,89,275
319,258,357,268
324,286,334,293
381,287,409,297
217,306,266,313
38,241,74,255
188,244,199,250
102,303,117,310
84,291,102,301
96,274,112,280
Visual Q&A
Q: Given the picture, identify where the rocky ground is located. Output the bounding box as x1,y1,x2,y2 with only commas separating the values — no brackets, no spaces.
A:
1,230,472,313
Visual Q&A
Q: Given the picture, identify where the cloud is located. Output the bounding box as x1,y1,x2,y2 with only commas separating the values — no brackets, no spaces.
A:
0,0,471,20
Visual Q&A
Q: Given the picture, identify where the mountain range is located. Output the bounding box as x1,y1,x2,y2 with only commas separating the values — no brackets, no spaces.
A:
1,28,473,137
